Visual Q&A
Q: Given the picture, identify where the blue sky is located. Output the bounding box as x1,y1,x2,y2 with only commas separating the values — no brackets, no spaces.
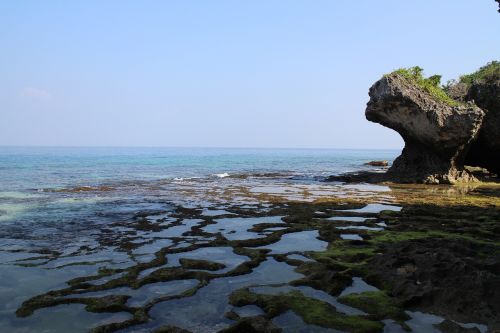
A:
1,1,498,148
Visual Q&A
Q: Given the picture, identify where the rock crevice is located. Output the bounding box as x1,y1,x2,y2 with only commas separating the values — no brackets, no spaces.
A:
366,74,485,184
463,78,500,175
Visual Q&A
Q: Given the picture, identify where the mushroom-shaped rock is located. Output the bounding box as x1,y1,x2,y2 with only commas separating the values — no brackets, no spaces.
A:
366,73,484,184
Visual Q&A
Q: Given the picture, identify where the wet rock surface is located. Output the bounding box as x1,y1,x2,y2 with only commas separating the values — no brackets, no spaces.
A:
0,181,498,333
366,238,500,330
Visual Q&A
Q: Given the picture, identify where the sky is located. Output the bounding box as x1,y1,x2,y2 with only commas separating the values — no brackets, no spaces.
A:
1,1,499,149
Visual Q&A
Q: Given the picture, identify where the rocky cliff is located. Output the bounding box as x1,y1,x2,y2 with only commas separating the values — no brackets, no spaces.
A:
365,63,500,184
462,74,500,175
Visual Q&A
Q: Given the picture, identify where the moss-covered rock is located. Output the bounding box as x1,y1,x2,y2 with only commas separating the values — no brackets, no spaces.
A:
338,291,409,322
229,288,383,333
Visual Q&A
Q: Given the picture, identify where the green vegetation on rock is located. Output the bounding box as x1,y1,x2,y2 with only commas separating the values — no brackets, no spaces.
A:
229,288,384,333
387,66,460,106
338,291,410,322
459,60,500,86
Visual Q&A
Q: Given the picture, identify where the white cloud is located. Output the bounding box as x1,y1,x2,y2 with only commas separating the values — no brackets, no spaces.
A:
21,87,52,100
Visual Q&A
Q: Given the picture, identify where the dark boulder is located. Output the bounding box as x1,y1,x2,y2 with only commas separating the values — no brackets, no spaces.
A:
364,160,389,167
219,316,282,333
366,238,500,330
463,76,500,175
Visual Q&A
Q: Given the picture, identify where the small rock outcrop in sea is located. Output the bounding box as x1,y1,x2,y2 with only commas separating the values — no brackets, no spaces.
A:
366,71,484,184
364,160,389,167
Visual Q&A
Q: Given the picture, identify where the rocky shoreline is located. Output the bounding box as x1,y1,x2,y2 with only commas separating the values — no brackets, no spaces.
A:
4,180,498,333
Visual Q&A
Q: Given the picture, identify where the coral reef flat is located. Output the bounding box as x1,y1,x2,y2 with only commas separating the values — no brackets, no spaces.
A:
0,165,498,333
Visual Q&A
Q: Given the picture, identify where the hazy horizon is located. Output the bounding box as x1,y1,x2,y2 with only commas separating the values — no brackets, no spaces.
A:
1,1,499,149
0,145,400,150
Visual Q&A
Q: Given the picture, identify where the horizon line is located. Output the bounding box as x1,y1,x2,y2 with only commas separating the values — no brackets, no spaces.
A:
0,144,402,151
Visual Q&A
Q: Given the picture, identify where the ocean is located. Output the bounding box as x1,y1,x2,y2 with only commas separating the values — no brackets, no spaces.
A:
0,147,398,224
0,147,399,190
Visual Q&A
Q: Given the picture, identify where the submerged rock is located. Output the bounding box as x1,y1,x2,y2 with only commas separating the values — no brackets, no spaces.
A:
154,326,193,333
366,72,484,184
219,316,281,333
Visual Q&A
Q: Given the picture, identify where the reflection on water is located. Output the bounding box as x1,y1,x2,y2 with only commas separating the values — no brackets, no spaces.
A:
202,216,284,240
340,234,363,240
339,203,402,213
403,311,487,333
127,279,199,307
146,259,303,332
257,230,328,254
339,277,379,297
165,247,249,273
0,304,132,333
232,304,264,317
0,165,496,332
327,216,368,222
336,226,384,231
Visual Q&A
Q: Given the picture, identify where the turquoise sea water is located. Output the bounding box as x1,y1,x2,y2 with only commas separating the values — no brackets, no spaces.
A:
0,147,399,190
1,147,397,221
0,147,399,226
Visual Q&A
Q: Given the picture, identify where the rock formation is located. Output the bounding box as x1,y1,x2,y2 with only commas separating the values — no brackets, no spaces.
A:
462,76,500,175
364,160,389,167
366,73,485,184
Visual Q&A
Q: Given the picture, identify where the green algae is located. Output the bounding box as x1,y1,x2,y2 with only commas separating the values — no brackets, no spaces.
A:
313,240,376,261
338,291,409,322
229,288,383,333
16,294,131,318
386,67,462,106
371,230,500,247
